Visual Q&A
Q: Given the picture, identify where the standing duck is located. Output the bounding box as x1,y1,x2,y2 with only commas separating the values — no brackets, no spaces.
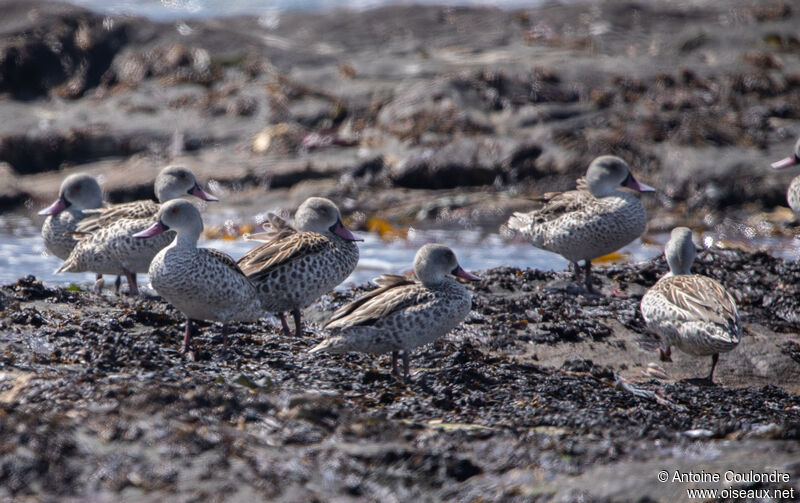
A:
505,155,654,293
770,136,800,215
311,243,480,382
237,197,361,337
133,200,262,354
39,174,109,292
40,173,104,259
55,166,217,295
640,227,741,385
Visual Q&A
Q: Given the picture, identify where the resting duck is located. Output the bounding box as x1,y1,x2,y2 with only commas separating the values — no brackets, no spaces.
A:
237,197,361,336
56,166,217,295
505,155,654,293
640,227,741,385
134,199,262,354
311,243,479,381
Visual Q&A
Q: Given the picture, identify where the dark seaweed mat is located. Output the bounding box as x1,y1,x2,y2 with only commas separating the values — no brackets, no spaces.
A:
1,250,799,500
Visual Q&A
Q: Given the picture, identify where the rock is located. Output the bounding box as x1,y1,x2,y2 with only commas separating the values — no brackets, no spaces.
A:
389,137,543,189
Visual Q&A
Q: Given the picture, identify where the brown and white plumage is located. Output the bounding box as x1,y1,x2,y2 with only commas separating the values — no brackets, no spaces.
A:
237,197,361,337
770,136,800,215
55,166,217,296
505,155,654,293
640,227,741,384
311,243,480,381
74,165,216,233
133,200,262,354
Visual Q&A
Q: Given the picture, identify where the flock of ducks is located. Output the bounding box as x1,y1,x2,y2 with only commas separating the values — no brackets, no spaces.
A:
35,137,800,382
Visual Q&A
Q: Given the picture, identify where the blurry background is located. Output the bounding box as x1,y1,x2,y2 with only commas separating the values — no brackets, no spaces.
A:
0,0,798,286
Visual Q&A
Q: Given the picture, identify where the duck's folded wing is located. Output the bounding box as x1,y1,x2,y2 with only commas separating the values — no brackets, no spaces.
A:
237,231,334,279
660,275,741,341
243,213,297,243
529,189,593,224
75,200,160,233
325,276,429,329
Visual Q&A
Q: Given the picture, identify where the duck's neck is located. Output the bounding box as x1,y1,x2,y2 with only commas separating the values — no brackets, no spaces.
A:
173,229,200,249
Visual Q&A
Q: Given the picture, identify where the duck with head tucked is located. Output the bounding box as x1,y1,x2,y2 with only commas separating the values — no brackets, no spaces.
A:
770,136,800,216
237,197,361,337
640,227,741,385
55,165,218,295
311,243,480,382
505,155,654,294
133,199,262,354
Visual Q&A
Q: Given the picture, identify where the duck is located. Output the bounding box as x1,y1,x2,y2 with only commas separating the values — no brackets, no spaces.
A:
237,197,361,337
133,199,263,354
55,166,217,295
640,227,741,385
505,155,654,293
770,136,800,215
310,243,480,382
38,174,111,292
39,173,105,259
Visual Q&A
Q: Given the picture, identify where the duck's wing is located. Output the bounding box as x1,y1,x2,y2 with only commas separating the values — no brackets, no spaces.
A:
506,189,593,231
76,200,160,233
657,275,741,341
237,230,334,280
325,275,431,329
242,213,297,243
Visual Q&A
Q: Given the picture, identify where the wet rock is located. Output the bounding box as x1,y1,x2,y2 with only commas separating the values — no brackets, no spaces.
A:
389,137,543,189
377,76,495,140
0,2,129,99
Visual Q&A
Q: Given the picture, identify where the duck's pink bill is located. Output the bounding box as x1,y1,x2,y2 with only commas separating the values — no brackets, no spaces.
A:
133,222,167,238
454,266,481,281
771,156,798,170
333,222,363,241
191,185,219,201
625,176,656,193
38,198,67,216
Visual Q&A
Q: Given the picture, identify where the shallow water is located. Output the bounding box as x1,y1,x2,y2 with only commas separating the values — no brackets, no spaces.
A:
0,214,667,290
69,0,546,20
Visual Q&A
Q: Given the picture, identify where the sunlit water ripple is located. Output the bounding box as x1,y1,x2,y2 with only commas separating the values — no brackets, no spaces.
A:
0,215,669,291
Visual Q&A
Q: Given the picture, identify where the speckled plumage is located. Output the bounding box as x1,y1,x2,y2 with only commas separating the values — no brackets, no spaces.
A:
55,166,216,294
787,176,800,215
140,200,262,353
237,198,360,336
57,218,175,276
311,244,478,380
771,137,800,215
505,155,653,292
640,227,741,383
507,160,648,263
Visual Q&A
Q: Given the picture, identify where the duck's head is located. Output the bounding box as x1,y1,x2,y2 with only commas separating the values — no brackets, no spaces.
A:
38,173,103,216
585,155,655,197
664,226,696,276
414,243,480,287
770,137,800,170
154,165,218,203
133,199,202,239
295,197,362,241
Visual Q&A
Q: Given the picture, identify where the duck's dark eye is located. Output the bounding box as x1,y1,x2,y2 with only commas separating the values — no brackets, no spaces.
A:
74,184,81,191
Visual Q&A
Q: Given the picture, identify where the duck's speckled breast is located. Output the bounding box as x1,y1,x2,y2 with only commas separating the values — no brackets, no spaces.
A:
42,210,82,260
149,245,261,323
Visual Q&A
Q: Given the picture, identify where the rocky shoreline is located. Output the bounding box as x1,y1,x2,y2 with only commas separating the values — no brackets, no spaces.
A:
1,0,799,237
2,0,800,500
2,246,800,500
